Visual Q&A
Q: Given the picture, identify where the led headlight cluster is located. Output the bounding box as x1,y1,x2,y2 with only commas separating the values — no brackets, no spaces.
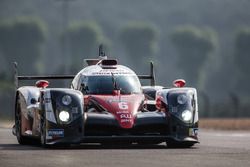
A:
59,110,70,122
181,110,192,122
62,95,72,106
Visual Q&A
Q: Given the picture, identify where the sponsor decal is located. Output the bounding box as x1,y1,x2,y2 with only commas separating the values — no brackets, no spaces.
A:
120,113,133,119
119,113,133,124
120,113,132,119
121,119,132,123
91,69,133,76
48,129,64,137
107,98,131,103
189,128,198,136
117,111,129,114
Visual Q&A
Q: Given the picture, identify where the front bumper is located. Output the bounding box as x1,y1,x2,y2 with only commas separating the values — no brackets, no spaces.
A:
45,112,199,145
45,117,84,145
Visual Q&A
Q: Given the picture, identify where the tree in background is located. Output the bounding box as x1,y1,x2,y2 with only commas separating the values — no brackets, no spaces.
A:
170,26,217,89
61,22,104,73
119,22,159,73
0,17,47,75
235,28,250,96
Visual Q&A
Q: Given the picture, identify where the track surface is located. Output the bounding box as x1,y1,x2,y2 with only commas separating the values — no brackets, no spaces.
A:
0,128,250,167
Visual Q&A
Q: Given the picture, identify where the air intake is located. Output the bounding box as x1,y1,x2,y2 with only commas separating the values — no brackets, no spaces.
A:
101,59,117,65
100,59,118,69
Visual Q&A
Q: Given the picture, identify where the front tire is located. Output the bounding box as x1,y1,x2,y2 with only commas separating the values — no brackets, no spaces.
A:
40,113,48,147
15,98,31,145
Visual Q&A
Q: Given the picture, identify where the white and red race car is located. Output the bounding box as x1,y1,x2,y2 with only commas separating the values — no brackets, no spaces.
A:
13,46,199,148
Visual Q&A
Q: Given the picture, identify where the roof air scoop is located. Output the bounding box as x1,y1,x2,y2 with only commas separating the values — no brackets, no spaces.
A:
84,44,117,67
100,59,118,69
101,59,117,66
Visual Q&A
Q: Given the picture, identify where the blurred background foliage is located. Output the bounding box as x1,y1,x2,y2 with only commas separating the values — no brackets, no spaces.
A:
235,28,250,96
119,22,159,73
0,17,47,74
170,26,217,89
60,21,105,73
0,0,250,119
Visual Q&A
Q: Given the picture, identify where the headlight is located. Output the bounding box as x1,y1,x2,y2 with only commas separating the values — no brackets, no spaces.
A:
177,94,187,105
181,110,192,122
59,111,70,122
62,95,72,106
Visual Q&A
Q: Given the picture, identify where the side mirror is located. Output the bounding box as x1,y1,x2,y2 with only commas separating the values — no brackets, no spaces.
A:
36,80,49,88
80,83,88,93
173,79,186,88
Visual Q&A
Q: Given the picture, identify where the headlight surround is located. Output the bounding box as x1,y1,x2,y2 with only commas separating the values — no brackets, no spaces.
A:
59,110,70,122
62,95,72,106
177,94,187,105
181,110,192,122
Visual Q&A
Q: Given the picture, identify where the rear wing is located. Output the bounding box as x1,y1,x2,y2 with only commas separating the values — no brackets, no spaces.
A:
137,62,156,86
14,62,156,89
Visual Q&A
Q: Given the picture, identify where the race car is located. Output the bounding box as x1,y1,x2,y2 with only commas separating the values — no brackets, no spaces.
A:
12,46,199,148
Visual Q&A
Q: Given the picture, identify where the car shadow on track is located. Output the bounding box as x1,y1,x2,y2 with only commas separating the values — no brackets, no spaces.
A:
0,143,199,150
0,144,44,150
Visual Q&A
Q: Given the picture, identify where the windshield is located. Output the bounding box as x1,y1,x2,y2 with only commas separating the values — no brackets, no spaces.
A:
81,75,141,95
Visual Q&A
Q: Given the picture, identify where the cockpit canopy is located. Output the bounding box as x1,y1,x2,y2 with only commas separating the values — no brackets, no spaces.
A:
80,75,141,95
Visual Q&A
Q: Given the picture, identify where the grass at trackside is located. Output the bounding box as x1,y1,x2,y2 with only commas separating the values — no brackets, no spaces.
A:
0,119,14,128
200,118,250,130
1,118,250,130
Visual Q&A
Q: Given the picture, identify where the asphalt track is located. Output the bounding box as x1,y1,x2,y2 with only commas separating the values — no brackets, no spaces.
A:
0,128,250,167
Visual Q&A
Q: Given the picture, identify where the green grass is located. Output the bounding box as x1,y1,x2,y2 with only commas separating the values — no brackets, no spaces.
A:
0,119,14,128
200,118,250,130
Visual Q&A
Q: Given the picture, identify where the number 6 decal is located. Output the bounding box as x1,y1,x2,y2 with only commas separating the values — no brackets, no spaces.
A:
118,102,128,110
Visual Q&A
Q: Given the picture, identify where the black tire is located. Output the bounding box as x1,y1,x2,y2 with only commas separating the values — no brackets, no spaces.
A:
15,98,31,145
166,141,194,148
40,113,48,148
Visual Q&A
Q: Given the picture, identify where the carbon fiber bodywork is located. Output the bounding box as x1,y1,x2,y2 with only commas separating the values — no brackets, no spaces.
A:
85,112,168,136
45,117,84,144
81,111,198,144
42,89,84,145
